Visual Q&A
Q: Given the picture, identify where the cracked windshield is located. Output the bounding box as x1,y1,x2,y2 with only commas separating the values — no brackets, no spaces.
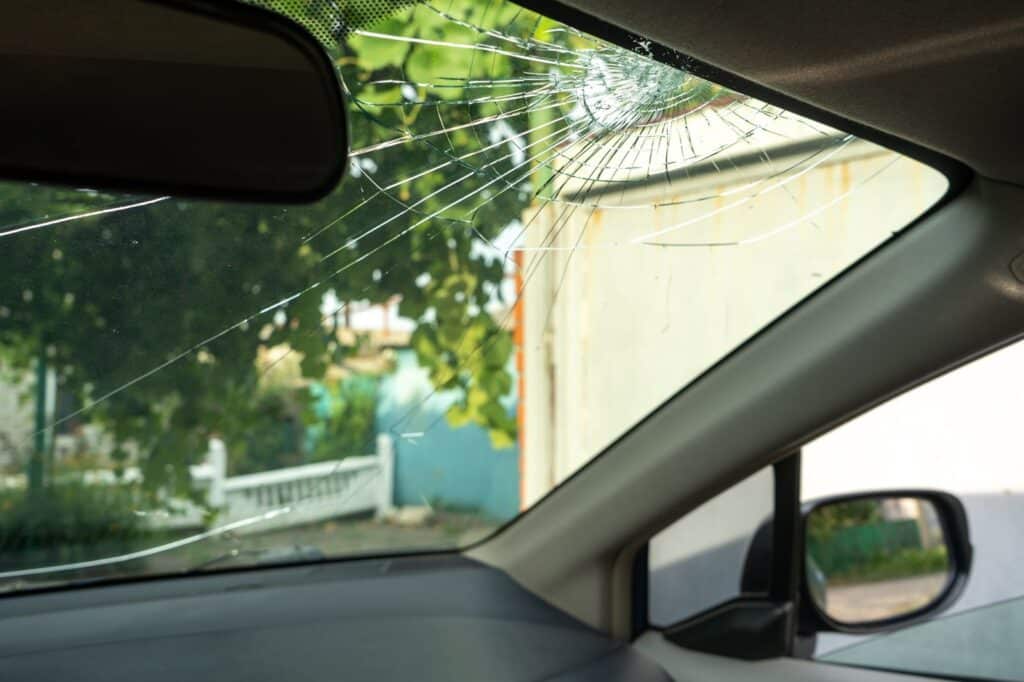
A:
0,0,946,591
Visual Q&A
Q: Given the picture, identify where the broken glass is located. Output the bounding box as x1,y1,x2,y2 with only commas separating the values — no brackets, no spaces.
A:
0,0,947,588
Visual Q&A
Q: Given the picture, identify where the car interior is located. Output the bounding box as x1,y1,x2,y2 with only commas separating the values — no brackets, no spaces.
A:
2,1,1023,680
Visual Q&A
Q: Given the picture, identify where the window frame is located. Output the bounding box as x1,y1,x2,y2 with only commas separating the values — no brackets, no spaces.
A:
640,454,802,659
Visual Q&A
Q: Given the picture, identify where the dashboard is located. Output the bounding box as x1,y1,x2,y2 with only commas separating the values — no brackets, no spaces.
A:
0,554,669,681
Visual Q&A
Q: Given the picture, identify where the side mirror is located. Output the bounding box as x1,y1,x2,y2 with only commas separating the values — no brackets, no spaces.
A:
668,485,973,661
0,1,347,202
802,490,972,633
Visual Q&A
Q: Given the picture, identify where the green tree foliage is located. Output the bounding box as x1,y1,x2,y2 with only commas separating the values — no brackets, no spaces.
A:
807,499,884,545
304,376,379,463
0,0,539,497
222,386,308,475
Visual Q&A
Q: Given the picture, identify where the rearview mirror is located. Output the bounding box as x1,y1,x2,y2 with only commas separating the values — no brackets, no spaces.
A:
803,491,971,631
0,1,347,202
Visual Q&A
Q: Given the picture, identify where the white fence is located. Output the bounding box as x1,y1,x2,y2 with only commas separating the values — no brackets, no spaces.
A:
163,433,395,534
1,435,396,536
218,434,394,533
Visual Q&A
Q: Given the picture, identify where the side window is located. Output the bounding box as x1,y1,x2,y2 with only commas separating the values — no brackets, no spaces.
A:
801,339,1024,681
648,468,774,627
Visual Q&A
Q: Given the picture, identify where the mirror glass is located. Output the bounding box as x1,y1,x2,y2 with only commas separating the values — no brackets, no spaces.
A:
806,496,952,624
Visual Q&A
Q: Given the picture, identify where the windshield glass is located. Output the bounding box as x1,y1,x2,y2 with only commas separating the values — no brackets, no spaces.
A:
0,0,947,592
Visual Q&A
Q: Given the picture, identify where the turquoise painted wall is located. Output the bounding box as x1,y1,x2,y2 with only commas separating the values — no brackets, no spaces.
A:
376,350,519,521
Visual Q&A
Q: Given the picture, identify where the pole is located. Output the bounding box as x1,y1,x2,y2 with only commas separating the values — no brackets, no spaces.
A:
27,349,46,491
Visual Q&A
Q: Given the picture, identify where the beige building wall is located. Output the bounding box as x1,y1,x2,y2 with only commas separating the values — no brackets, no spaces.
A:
520,142,948,506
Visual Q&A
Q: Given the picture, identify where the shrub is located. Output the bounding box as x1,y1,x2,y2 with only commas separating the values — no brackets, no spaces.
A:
0,482,143,561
